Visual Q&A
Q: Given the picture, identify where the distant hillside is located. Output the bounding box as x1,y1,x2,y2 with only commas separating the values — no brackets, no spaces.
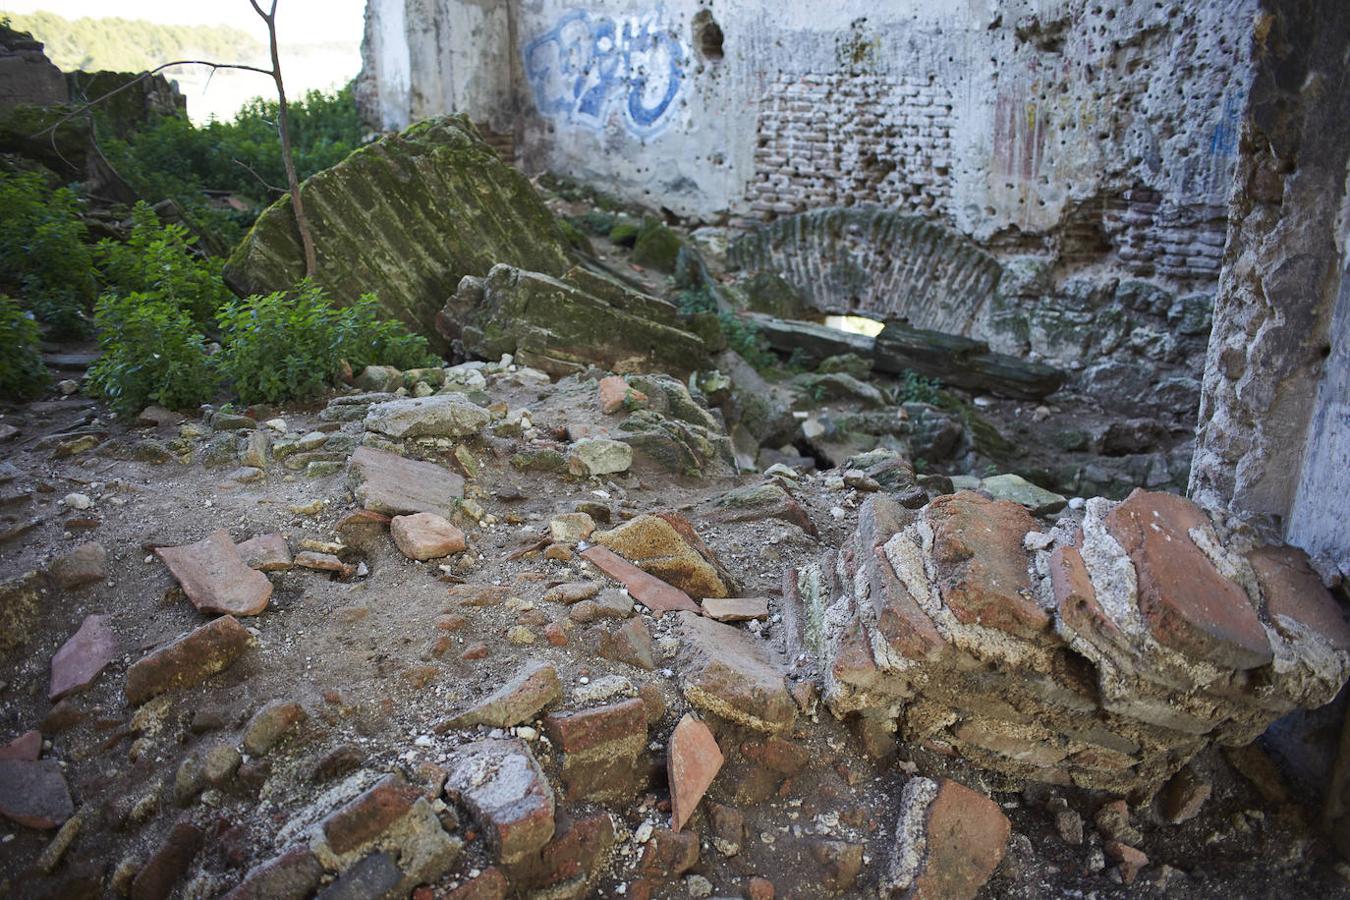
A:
3,11,266,73
1,10,360,123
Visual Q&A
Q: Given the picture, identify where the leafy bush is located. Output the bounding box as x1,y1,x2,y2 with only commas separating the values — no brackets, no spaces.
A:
101,85,364,244
0,171,96,336
87,291,216,416
215,284,438,405
0,296,50,401
96,202,231,328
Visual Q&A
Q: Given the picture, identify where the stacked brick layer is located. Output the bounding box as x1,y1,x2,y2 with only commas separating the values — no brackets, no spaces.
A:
806,489,1350,794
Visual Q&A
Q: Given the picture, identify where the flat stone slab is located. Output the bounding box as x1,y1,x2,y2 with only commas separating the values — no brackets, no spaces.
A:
349,446,465,519
364,395,491,440
675,611,795,733
47,541,106,589
979,473,1067,515
593,514,730,599
0,730,40,761
444,738,556,867
125,615,254,705
579,544,700,614
1106,489,1272,670
391,512,466,560
668,714,723,831
0,758,74,829
156,529,273,617
441,661,561,730
236,533,293,572
50,613,118,700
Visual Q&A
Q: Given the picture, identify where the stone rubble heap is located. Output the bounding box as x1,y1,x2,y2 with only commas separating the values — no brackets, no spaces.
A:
802,488,1350,794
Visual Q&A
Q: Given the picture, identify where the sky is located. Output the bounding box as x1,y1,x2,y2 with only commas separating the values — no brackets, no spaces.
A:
5,1,369,120
3,0,367,44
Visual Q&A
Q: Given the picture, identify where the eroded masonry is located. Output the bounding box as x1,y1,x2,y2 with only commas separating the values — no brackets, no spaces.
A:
1,1,1348,899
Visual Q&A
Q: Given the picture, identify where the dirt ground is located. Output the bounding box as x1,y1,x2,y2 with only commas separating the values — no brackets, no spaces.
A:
2,343,1348,899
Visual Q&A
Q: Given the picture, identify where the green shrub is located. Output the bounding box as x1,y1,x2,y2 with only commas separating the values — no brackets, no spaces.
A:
719,312,777,370
96,202,231,328
101,84,364,244
571,210,617,236
0,171,96,337
335,293,441,372
896,369,942,405
676,286,777,370
215,284,438,406
87,291,216,415
0,296,50,401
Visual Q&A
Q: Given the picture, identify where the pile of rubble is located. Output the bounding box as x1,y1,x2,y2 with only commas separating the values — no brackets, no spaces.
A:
2,348,1349,899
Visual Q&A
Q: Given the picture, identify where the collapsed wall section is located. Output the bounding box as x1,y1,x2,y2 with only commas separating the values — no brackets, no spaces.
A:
796,490,1350,795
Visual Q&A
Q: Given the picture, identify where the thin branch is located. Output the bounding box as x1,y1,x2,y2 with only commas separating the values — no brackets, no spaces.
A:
251,0,318,277
232,158,285,194
28,60,275,140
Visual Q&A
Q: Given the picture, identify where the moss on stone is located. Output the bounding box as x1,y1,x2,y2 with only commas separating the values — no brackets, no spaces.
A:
632,217,682,272
222,115,572,351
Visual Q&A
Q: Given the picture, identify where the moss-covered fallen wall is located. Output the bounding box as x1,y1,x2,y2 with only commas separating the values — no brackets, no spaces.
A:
223,115,572,350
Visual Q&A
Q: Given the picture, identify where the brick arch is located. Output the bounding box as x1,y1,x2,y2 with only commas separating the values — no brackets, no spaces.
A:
727,207,1004,334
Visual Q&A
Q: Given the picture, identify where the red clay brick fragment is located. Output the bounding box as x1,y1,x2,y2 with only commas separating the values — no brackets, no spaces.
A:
1106,489,1271,670
156,529,273,616
668,714,724,831
926,491,1048,639
125,615,253,705
580,544,701,613
1248,544,1350,650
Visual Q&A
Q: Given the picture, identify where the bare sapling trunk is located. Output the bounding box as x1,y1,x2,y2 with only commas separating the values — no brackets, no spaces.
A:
250,0,317,278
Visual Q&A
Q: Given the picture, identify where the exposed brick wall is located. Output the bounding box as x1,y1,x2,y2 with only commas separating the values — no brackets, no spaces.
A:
1105,189,1228,281
746,72,954,220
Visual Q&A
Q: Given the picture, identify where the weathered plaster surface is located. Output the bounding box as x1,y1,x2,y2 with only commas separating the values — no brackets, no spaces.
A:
359,0,1255,286
1190,0,1350,577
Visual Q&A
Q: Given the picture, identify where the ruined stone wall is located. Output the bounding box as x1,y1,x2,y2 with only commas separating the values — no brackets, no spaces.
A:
357,0,517,134
0,24,68,111
1190,0,1350,579
359,0,1256,289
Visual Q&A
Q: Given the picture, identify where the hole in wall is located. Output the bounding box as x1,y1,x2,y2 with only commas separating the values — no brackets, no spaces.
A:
693,10,725,61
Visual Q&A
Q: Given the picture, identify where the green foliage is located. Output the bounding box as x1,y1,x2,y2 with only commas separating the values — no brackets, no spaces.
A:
96,202,231,328
676,286,776,369
571,210,617,236
676,286,717,316
87,291,216,416
719,312,776,371
101,85,364,244
785,347,814,374
0,296,50,401
895,369,942,405
334,293,441,372
7,11,262,74
214,284,438,406
0,170,96,337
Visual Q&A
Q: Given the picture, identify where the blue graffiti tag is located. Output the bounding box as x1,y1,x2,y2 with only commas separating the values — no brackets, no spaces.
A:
523,8,687,138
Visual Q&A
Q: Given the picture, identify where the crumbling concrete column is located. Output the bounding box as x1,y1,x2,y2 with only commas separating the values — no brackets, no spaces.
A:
1189,0,1350,581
